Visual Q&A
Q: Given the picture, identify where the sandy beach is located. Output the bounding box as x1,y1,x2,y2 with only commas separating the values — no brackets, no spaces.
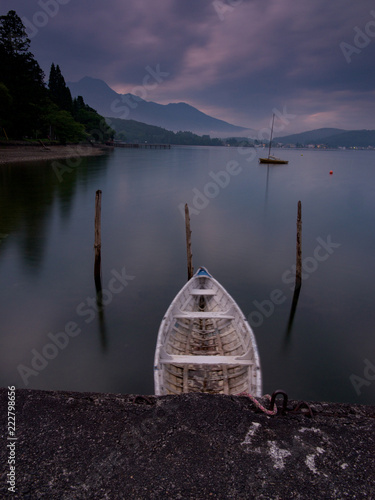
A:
0,144,112,165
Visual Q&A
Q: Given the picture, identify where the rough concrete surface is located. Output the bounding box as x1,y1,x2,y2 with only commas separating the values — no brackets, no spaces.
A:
1,388,374,499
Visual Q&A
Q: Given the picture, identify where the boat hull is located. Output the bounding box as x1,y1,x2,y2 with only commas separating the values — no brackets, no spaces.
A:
259,158,288,164
154,268,262,396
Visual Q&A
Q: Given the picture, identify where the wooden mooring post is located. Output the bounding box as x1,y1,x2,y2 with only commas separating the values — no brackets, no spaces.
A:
285,201,303,338
94,190,102,289
185,203,194,280
295,200,302,290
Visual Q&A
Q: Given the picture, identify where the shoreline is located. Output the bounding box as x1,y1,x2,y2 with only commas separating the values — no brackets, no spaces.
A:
0,144,112,165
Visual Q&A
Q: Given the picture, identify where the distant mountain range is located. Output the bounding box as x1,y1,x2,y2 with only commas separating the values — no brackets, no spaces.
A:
275,128,375,148
67,77,374,147
67,77,252,138
108,117,223,146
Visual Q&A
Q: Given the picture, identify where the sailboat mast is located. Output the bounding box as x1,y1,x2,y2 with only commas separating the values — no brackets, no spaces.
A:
268,113,275,158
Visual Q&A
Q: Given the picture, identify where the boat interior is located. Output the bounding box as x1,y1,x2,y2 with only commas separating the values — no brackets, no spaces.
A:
157,273,259,395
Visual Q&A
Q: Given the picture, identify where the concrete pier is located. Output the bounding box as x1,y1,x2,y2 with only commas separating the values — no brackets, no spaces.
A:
0,388,374,499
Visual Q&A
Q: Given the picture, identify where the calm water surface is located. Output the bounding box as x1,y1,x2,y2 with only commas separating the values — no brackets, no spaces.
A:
0,146,374,405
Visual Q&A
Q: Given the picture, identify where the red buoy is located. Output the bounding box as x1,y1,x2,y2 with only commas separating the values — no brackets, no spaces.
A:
329,171,333,175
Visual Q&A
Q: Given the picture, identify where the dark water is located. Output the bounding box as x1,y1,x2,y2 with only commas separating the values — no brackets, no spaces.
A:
0,146,374,405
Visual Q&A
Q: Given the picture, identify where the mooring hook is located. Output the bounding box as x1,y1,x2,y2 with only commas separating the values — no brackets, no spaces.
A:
269,390,289,415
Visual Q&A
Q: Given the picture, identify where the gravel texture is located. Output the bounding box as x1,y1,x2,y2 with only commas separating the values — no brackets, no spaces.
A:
1,388,374,499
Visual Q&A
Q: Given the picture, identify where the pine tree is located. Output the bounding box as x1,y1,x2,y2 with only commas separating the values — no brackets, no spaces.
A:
72,96,114,142
48,63,73,112
48,63,57,93
0,10,30,57
0,10,113,142
0,10,46,137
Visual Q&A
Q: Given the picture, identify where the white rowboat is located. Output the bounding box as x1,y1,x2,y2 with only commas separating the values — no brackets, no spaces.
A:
154,267,262,396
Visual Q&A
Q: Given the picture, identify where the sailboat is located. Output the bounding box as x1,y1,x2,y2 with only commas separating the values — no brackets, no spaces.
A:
259,114,288,164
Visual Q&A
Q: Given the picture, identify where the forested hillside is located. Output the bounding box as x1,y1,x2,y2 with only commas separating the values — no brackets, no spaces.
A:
0,10,113,143
108,117,224,146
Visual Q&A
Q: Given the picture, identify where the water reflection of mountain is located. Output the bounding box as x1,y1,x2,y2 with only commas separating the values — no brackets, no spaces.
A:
0,156,109,271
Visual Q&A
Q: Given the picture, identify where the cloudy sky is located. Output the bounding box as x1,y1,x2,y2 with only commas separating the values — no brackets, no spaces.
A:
2,0,375,133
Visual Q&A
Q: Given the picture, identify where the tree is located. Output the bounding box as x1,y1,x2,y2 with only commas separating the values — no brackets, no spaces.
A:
0,82,12,120
0,10,113,142
0,10,44,89
72,96,114,142
44,101,86,143
48,63,73,112
0,10,30,57
48,63,57,92
0,10,46,137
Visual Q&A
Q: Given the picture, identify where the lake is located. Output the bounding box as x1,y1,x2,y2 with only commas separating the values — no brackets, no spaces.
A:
0,146,374,405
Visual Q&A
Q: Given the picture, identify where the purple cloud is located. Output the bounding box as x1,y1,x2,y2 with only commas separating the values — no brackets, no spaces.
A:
1,0,375,132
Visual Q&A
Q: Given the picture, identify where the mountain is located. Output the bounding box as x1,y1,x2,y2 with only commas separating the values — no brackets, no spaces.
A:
107,117,223,145
67,77,252,138
274,128,345,145
322,130,375,148
275,128,375,148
